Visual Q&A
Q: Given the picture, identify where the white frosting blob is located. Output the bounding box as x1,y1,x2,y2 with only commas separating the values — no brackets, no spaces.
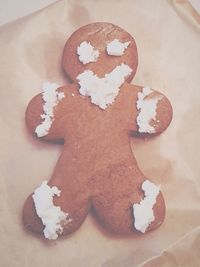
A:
77,41,100,64
32,181,72,240
136,87,162,133
77,63,132,109
35,82,65,137
107,39,130,56
133,180,160,233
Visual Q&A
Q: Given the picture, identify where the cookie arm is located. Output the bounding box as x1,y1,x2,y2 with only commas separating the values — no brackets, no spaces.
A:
128,85,173,135
150,91,173,134
25,85,77,141
25,93,44,136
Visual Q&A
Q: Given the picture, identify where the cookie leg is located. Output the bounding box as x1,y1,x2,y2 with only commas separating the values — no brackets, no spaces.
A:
23,189,90,238
92,162,165,234
23,149,91,239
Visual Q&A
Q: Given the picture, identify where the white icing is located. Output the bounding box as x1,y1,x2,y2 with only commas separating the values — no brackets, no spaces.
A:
136,87,162,133
133,180,160,233
107,39,130,56
32,181,72,240
57,92,65,101
77,63,132,109
77,41,100,64
35,82,65,138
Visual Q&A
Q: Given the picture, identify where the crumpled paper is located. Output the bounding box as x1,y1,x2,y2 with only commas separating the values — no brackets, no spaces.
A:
0,0,200,266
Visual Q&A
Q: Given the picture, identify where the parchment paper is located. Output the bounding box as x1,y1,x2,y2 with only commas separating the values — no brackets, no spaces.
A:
0,0,200,266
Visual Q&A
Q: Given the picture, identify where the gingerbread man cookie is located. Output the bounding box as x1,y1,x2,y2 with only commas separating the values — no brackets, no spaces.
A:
23,23,172,240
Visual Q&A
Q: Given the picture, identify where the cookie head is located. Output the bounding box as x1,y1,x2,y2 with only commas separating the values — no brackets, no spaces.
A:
62,22,138,83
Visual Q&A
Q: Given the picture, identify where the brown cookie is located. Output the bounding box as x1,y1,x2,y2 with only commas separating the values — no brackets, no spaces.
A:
23,23,173,240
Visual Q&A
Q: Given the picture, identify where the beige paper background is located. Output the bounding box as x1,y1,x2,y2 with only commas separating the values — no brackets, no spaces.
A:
0,0,200,266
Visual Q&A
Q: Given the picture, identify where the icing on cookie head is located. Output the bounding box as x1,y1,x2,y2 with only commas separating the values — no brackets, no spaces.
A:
62,22,138,83
62,23,138,109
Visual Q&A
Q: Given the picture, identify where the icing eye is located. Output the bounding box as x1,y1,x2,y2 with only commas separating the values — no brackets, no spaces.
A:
77,41,100,64
106,39,130,56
